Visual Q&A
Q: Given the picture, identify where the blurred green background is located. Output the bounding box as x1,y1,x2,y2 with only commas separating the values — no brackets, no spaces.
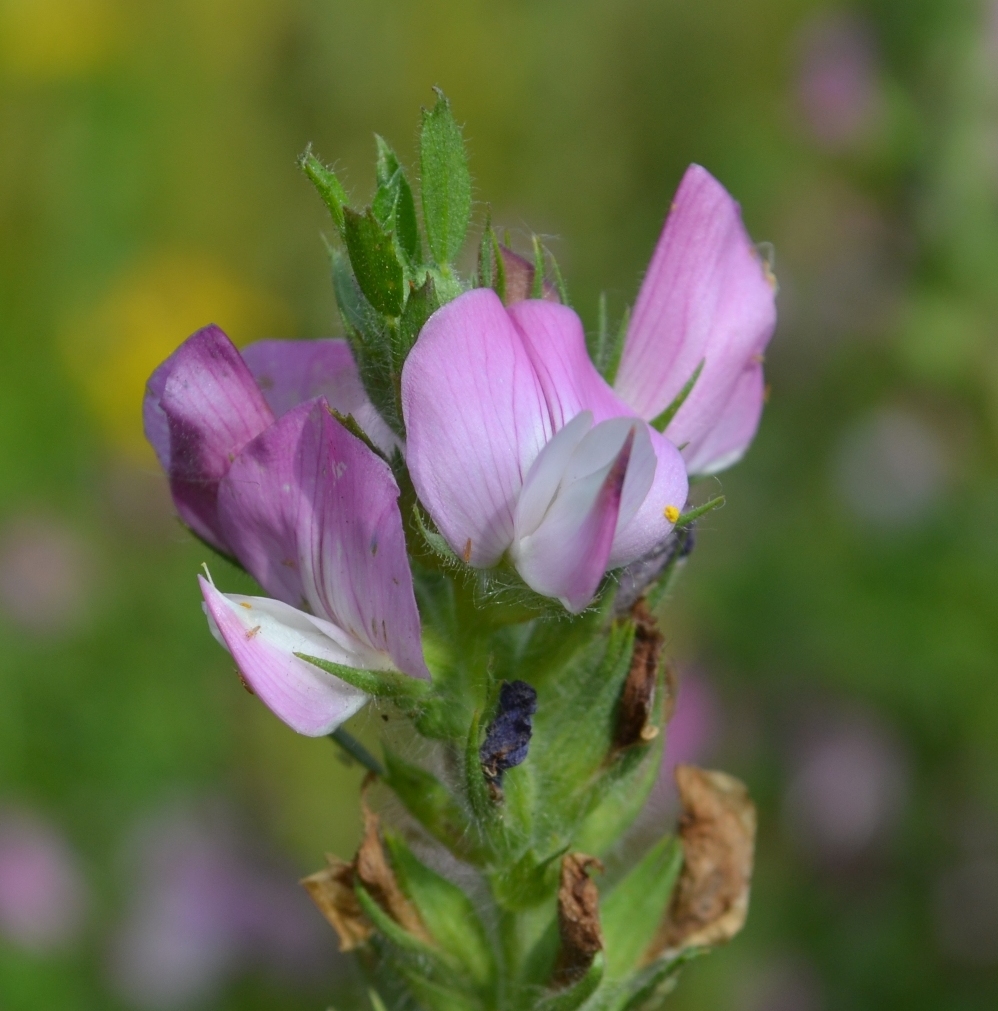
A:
1,0,997,1007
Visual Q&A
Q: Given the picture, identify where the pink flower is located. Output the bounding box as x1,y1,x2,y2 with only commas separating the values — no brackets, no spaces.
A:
402,290,689,613
613,165,778,476
144,327,427,736
0,807,88,953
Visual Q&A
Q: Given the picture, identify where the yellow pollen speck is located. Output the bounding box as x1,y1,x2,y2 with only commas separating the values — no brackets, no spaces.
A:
238,601,253,609
664,505,680,524
462,539,473,563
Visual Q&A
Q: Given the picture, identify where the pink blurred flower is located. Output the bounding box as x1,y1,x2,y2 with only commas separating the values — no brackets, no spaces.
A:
144,327,428,735
0,515,96,635
109,803,332,1009
783,710,908,862
0,806,88,953
794,11,884,150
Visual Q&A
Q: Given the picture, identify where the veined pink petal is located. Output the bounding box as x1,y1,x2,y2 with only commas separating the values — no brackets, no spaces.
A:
506,298,689,568
508,300,625,428
401,288,550,567
146,325,275,551
512,421,643,612
682,363,765,476
241,339,399,456
613,165,776,475
199,577,368,736
217,399,429,681
514,411,594,539
607,427,689,568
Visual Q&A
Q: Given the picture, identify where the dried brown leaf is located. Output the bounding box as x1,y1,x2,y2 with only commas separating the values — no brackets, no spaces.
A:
301,856,372,951
302,803,432,950
354,805,433,943
553,853,604,987
615,601,665,749
646,764,756,961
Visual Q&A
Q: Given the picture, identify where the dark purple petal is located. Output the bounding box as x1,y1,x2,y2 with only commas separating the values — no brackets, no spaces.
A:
147,325,275,551
217,399,428,680
240,339,398,454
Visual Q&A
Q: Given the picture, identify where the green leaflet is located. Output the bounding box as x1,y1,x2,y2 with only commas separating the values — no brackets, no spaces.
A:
534,953,605,1011
343,206,405,318
293,654,429,711
649,360,705,433
600,836,683,980
382,748,489,865
420,90,472,265
384,830,497,989
299,145,348,233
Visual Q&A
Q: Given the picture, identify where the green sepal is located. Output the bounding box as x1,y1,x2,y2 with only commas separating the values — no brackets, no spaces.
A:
574,705,665,857
328,408,385,460
465,710,494,822
293,654,429,712
299,145,348,234
489,846,566,911
535,952,605,1011
330,246,382,350
372,136,422,270
613,948,707,1011
676,495,724,527
397,273,439,366
413,504,460,564
343,207,405,318
527,622,636,850
588,291,610,371
382,748,489,865
600,305,629,384
383,830,497,989
477,212,507,304
600,836,683,980
548,249,569,305
531,235,545,299
356,882,435,957
397,968,482,1011
649,360,704,433
420,90,472,265
375,134,401,186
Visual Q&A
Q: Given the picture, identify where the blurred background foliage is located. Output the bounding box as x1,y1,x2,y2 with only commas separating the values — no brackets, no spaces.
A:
1,0,997,1007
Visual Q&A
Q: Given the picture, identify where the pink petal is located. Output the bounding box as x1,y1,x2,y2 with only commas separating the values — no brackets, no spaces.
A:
508,300,625,428
512,420,643,612
145,326,275,551
682,363,765,476
506,299,689,567
607,427,689,569
240,339,399,455
199,577,368,736
401,288,550,567
217,399,429,680
613,165,776,474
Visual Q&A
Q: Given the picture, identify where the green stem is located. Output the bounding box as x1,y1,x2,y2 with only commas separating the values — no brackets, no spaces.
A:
329,728,385,777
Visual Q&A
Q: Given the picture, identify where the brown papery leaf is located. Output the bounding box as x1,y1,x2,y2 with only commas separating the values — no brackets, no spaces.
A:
302,803,432,950
553,853,604,987
301,856,372,951
354,805,433,943
646,764,757,961
614,601,665,750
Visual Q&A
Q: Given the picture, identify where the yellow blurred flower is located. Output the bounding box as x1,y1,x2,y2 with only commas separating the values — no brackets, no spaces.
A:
61,253,293,460
0,0,118,81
